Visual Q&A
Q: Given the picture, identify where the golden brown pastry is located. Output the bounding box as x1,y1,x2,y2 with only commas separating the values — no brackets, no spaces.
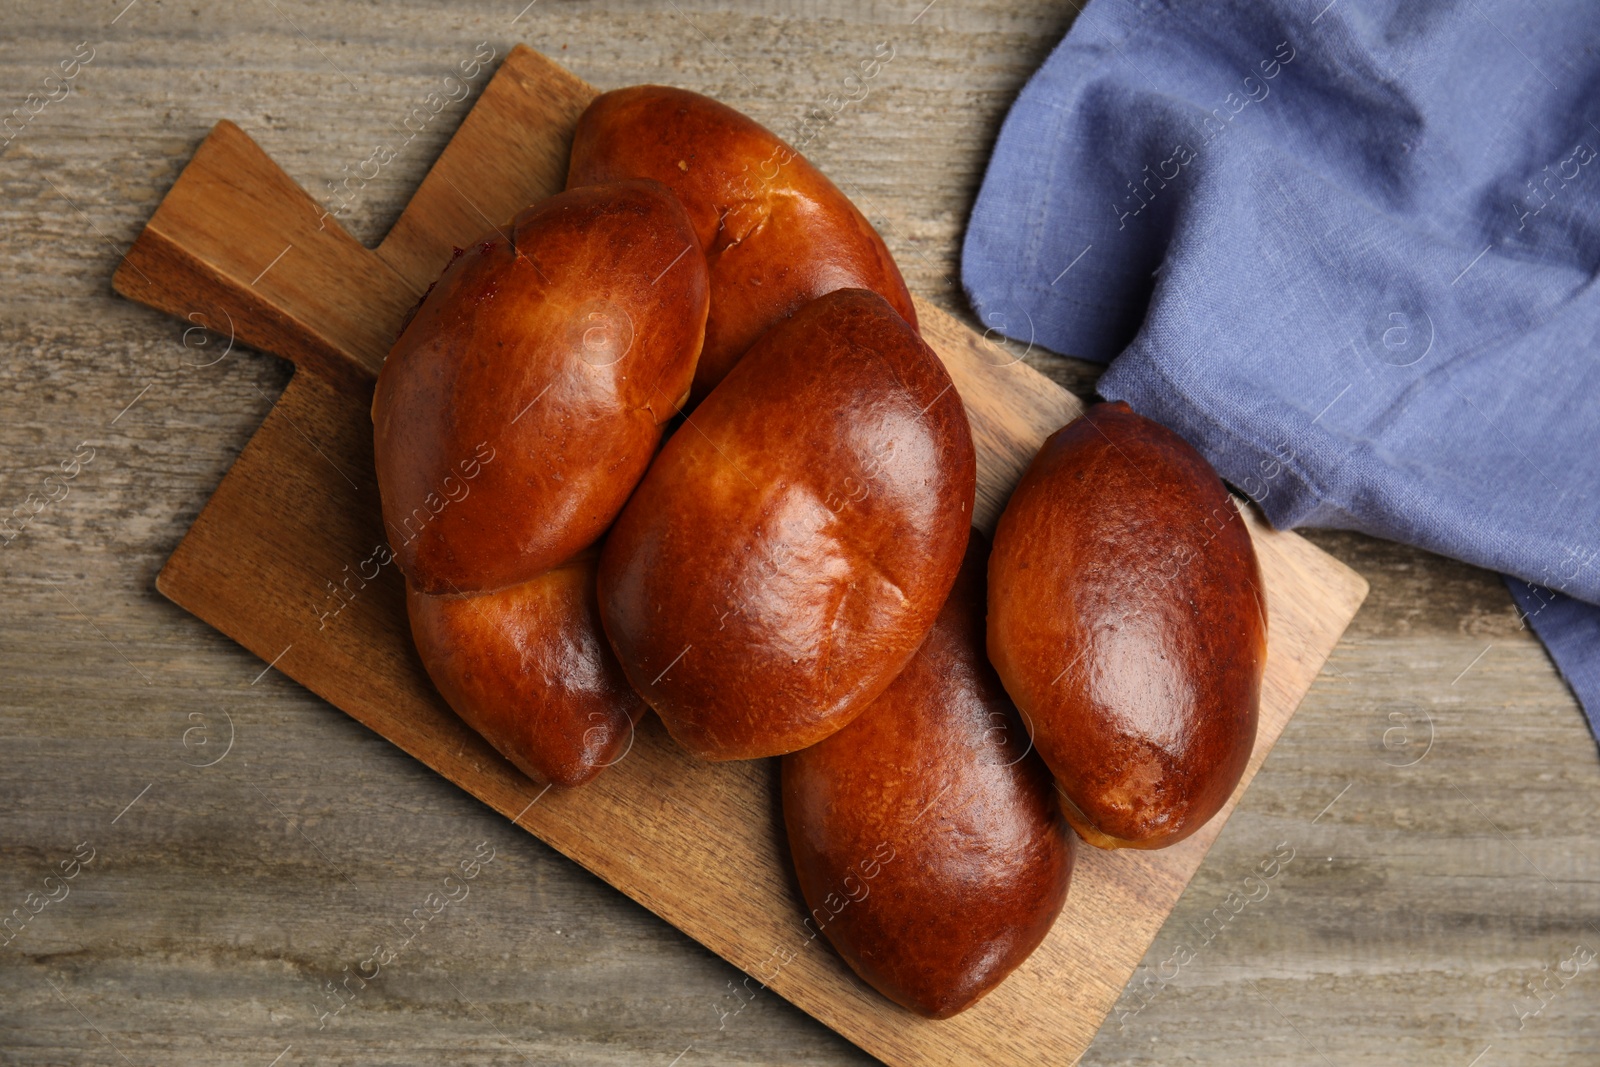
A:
406,551,644,787
987,401,1267,850
373,179,709,597
598,288,975,761
373,180,710,787
567,85,916,403
782,534,1073,1018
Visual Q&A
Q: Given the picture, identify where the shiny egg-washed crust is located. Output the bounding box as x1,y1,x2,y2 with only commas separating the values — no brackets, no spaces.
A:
375,181,708,790
988,401,1267,850
782,534,1073,1019
567,85,917,404
598,288,976,761
406,550,646,788
373,179,709,597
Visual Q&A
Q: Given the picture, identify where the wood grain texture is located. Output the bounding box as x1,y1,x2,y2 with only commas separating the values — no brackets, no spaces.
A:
2,4,1597,1066
95,43,1366,1066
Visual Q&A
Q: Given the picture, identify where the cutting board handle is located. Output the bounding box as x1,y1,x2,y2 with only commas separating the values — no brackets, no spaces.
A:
111,46,599,398
111,119,419,395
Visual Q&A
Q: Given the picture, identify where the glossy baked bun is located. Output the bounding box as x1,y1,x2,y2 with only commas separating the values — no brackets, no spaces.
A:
782,534,1073,1018
373,179,709,597
406,551,644,787
988,401,1267,850
598,288,975,761
567,85,917,403
374,181,710,788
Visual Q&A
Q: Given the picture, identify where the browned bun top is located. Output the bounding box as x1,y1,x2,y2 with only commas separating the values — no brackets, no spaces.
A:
567,85,916,402
782,533,1073,1018
988,401,1266,850
598,287,975,761
373,179,709,596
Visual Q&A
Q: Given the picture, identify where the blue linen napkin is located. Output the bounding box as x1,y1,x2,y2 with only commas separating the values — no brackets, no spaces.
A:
961,0,1600,740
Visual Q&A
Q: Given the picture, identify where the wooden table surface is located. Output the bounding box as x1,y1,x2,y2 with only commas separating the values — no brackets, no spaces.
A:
2,2,1596,1065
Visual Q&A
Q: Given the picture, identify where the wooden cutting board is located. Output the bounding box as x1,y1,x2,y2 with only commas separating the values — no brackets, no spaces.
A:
111,45,1368,1067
